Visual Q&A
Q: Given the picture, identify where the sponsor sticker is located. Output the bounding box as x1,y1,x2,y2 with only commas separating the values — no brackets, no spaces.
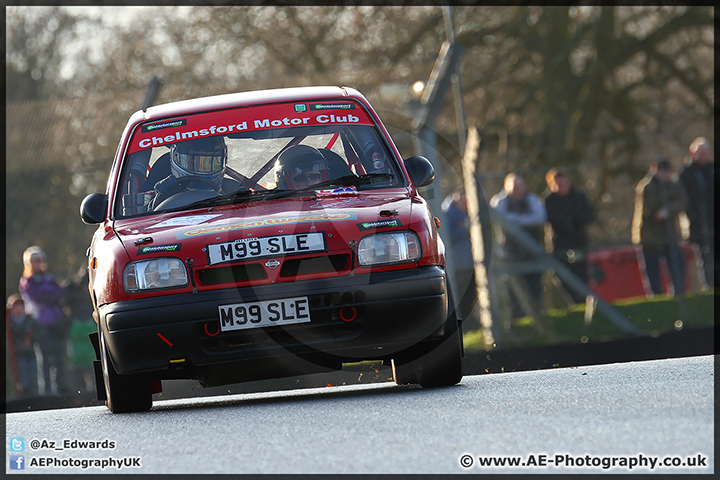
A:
142,119,187,133
137,243,182,255
315,186,358,197
179,212,356,239
294,104,307,113
310,103,356,110
148,214,222,229
357,219,402,231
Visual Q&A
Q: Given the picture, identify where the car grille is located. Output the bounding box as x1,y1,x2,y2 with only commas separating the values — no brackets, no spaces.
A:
196,253,351,286
197,263,268,285
280,254,351,278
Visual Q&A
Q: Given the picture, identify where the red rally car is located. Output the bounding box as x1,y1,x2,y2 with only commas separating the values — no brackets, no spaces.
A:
80,86,463,413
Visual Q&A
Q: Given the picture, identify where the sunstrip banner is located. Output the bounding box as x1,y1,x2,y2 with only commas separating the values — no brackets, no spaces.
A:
128,101,374,154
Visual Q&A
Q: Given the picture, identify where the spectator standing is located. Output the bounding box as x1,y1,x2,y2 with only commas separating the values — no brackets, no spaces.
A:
632,159,688,296
6,294,38,397
544,168,596,303
18,246,69,395
679,137,715,289
490,173,547,318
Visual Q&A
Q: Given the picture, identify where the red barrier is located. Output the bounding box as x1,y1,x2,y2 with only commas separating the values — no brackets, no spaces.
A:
587,244,695,302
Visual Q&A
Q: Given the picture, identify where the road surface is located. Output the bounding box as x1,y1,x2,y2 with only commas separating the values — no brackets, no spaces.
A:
5,355,714,474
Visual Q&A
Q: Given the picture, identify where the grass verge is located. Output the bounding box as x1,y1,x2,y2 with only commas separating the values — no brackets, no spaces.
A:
464,290,715,351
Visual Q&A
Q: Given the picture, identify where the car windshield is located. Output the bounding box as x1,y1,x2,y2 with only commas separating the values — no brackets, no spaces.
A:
115,100,404,218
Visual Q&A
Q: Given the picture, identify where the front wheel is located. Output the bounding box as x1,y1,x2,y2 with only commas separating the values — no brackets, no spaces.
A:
392,287,464,387
100,331,153,413
414,323,463,387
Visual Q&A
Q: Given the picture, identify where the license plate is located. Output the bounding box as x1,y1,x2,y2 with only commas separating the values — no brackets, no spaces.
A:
218,296,311,331
207,232,325,265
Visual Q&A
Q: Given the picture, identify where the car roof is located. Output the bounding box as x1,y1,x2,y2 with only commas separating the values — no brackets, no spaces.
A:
131,86,364,124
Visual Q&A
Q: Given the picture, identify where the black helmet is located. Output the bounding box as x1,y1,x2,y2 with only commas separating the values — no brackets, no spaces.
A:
170,136,227,189
274,145,329,189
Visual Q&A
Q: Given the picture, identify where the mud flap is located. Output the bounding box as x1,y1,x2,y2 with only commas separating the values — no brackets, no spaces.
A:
89,331,107,401
94,360,107,401
88,331,101,359
458,316,465,358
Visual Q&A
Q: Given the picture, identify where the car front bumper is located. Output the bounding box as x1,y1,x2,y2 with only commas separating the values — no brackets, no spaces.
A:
98,265,449,384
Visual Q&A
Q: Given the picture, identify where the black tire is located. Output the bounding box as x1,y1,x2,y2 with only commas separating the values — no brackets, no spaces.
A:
100,331,153,413
391,286,464,387
414,321,463,387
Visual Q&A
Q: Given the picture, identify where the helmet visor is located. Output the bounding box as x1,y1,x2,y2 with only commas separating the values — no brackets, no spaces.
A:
291,172,323,186
289,160,325,186
175,151,224,173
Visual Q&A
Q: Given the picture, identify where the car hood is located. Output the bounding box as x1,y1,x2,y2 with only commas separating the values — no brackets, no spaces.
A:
113,192,414,266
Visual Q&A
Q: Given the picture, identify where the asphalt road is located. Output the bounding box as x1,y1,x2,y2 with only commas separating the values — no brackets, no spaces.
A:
5,355,714,475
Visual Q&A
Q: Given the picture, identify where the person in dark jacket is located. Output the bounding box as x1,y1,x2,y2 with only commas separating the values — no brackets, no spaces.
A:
6,294,38,397
632,159,688,296
679,137,714,289
544,168,596,303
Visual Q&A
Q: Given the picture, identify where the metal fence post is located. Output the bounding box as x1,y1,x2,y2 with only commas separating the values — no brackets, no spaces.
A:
462,128,501,346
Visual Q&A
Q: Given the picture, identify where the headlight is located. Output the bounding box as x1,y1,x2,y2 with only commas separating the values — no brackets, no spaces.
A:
357,231,421,266
124,257,188,293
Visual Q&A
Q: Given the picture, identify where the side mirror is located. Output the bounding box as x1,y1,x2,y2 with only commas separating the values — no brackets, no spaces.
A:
80,193,108,225
404,156,435,187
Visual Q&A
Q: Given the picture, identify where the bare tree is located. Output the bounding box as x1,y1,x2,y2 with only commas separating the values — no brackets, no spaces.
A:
454,6,713,181
6,7,80,100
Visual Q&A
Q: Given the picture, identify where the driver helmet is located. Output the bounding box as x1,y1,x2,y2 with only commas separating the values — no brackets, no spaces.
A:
274,145,329,189
170,136,227,189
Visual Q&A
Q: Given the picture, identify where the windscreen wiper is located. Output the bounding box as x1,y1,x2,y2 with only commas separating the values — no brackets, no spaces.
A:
169,188,286,211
